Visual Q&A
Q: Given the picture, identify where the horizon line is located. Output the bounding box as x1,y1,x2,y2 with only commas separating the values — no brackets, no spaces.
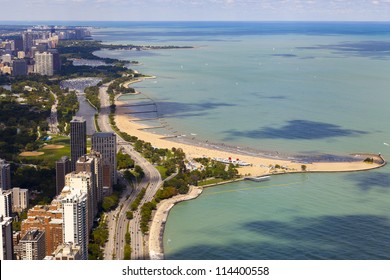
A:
1,20,390,23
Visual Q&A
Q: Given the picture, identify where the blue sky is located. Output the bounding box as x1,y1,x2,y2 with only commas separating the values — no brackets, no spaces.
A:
2,0,390,21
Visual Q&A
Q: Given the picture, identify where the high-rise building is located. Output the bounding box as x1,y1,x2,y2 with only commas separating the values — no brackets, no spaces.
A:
0,190,12,218
0,159,11,190
47,49,61,72
61,189,88,260
65,172,94,231
19,230,46,260
22,32,34,54
14,37,23,52
92,132,117,195
12,232,21,260
79,151,103,204
76,152,103,211
70,117,87,172
11,187,29,212
55,156,71,195
36,42,48,52
34,52,53,76
12,59,28,76
0,215,13,260
21,204,63,256
52,242,81,260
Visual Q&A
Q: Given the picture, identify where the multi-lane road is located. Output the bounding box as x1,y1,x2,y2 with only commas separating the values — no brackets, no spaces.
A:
98,84,162,260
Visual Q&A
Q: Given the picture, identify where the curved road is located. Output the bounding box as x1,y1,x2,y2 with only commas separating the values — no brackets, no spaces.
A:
98,84,162,260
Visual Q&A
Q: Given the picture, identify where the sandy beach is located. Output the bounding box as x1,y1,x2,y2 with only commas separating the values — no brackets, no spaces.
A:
114,79,387,260
115,98,385,176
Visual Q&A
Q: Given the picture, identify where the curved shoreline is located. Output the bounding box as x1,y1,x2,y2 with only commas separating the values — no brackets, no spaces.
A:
147,154,386,259
116,78,387,260
149,186,203,260
115,104,385,176
116,79,386,174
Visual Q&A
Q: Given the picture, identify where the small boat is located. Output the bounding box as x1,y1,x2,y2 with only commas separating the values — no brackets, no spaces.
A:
245,175,271,182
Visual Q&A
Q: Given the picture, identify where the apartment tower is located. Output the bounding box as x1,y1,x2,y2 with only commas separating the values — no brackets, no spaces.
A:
19,230,46,260
0,159,11,190
0,215,13,260
55,156,71,195
70,117,87,172
65,172,94,231
61,189,88,260
91,132,117,195
34,52,53,76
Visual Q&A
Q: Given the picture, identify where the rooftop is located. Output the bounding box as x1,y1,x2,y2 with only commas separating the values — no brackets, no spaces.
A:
70,116,85,123
21,229,44,242
92,132,115,138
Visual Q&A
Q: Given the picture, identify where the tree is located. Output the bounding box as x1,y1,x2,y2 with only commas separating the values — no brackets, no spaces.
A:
134,165,145,180
301,165,307,171
123,244,131,260
102,194,119,212
117,152,135,169
126,211,133,220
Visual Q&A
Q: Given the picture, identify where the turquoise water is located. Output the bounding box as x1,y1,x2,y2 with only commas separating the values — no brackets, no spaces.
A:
164,173,390,259
92,22,390,259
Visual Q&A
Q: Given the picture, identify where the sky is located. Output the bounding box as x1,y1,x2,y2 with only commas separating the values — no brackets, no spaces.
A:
1,0,390,21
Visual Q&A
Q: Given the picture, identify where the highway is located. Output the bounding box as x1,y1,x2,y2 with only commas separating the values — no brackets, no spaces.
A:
98,84,162,260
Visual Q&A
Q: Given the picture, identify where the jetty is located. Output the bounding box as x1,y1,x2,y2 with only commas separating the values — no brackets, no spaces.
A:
122,103,156,107
127,110,157,114
245,175,271,182
139,126,166,130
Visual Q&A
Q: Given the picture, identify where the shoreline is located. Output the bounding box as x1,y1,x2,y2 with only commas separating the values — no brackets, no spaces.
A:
148,186,203,260
146,155,385,260
115,101,385,176
115,79,386,175
115,78,387,260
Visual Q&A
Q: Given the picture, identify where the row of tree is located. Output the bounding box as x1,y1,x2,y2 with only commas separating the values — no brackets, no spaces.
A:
88,216,109,260
84,86,101,110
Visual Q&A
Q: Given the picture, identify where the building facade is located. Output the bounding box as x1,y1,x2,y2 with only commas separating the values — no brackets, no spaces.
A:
48,49,61,72
19,230,46,260
12,59,28,76
91,132,117,195
12,187,29,213
21,204,63,256
55,156,71,195
0,190,12,218
34,52,53,76
70,117,87,172
61,190,88,260
76,152,103,212
0,159,11,190
65,172,94,231
0,215,13,260
79,151,103,204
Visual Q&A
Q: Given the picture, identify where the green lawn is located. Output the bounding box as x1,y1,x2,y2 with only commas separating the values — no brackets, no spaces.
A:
18,135,95,168
155,165,168,180
197,178,225,187
18,135,71,168
47,135,70,145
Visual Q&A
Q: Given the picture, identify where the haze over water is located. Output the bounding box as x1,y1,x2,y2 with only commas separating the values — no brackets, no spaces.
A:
92,22,390,259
